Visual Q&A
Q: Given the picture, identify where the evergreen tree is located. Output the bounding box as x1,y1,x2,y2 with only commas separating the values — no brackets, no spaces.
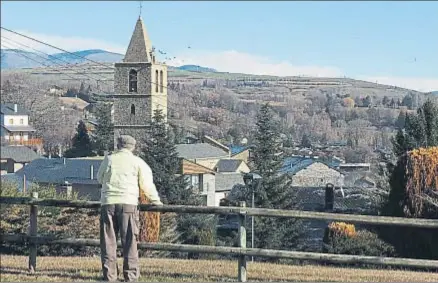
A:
395,110,406,129
363,95,373,107
140,109,190,205
301,134,312,148
64,120,94,157
93,103,114,155
248,103,303,253
79,82,86,94
140,109,215,258
392,99,438,157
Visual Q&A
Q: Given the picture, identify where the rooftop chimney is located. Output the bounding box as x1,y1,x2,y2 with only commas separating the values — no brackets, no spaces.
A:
14,104,17,113
90,165,94,180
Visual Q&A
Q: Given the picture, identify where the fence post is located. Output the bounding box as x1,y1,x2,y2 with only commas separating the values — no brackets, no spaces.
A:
238,201,247,282
28,192,38,273
325,183,334,211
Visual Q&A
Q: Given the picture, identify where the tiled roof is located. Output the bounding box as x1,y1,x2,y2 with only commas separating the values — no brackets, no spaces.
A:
0,103,30,115
215,159,242,173
176,143,229,160
215,172,244,192
280,156,341,175
0,145,40,163
229,145,252,155
15,157,103,185
2,125,36,132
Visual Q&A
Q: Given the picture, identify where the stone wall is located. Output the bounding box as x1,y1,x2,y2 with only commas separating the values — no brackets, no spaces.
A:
114,63,152,94
113,97,151,126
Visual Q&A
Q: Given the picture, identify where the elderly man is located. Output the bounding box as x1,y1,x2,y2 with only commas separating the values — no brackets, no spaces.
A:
97,135,163,282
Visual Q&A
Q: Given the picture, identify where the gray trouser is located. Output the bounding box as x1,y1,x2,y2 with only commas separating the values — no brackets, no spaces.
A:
100,204,140,282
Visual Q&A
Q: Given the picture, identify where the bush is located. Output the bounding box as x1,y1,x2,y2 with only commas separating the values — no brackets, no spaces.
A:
1,180,100,256
323,222,396,257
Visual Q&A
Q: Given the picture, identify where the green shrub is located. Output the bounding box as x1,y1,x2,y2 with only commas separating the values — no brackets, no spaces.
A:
323,228,396,257
1,180,100,256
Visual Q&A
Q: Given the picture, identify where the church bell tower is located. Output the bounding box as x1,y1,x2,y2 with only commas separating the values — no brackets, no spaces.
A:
112,17,168,148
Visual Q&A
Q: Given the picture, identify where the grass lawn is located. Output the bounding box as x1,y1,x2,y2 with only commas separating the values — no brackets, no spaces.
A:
1,255,438,282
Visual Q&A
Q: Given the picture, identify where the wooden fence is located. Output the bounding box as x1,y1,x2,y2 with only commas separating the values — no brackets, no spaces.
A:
1,194,438,282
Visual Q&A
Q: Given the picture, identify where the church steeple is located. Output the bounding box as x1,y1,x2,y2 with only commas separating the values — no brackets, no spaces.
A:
123,17,153,63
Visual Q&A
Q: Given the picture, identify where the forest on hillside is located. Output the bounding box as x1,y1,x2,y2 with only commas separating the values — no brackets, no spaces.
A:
1,70,437,165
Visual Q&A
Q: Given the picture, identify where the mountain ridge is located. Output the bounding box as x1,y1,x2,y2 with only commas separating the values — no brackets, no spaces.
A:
1,48,217,72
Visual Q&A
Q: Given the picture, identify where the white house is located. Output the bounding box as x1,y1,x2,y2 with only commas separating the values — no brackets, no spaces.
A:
0,103,37,145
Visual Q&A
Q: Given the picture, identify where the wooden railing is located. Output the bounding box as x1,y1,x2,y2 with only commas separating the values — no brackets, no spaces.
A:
1,195,438,281
1,138,43,146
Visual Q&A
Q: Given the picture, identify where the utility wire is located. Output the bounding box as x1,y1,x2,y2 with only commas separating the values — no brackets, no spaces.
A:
1,27,194,110
1,41,187,115
1,27,250,131
1,36,107,82
2,35,112,82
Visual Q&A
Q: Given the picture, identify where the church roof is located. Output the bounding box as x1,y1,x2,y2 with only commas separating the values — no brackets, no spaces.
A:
123,17,152,63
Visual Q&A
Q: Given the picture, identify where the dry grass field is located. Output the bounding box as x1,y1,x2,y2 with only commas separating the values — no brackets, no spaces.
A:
1,255,438,282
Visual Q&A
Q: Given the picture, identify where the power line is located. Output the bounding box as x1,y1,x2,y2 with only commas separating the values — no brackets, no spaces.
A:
1,27,250,132
1,42,95,82
1,27,182,110
1,26,194,94
2,35,112,82
1,41,186,115
1,36,109,83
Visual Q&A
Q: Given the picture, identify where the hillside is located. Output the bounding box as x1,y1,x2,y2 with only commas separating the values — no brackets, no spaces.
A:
0,49,218,73
1,61,433,165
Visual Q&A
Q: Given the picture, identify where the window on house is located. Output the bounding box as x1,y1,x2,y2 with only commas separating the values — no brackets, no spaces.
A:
130,104,135,115
129,69,138,92
9,119,13,125
155,70,159,93
20,119,24,125
160,70,164,93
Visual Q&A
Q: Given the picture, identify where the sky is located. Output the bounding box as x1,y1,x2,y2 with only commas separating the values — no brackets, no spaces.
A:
1,1,438,92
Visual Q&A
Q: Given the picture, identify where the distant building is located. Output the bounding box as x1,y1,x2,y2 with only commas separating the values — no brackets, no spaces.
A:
176,142,230,170
280,156,344,187
13,157,103,200
214,159,250,174
0,103,40,146
1,145,40,175
47,85,64,96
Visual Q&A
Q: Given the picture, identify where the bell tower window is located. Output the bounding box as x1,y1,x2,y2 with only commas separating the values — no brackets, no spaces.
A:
155,70,159,93
160,70,164,93
131,104,135,115
129,69,138,92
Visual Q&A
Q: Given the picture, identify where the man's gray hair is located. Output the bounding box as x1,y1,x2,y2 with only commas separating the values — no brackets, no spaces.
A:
117,135,137,151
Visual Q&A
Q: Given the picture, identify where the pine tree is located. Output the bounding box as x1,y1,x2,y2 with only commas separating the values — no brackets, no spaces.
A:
93,103,114,155
140,109,215,257
140,109,190,205
392,99,438,157
64,120,94,158
249,103,303,252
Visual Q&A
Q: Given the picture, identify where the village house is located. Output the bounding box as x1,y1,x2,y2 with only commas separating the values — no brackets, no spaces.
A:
280,156,344,187
47,85,64,96
13,156,231,207
1,145,40,175
176,141,230,170
12,157,103,200
0,103,40,146
214,159,250,174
